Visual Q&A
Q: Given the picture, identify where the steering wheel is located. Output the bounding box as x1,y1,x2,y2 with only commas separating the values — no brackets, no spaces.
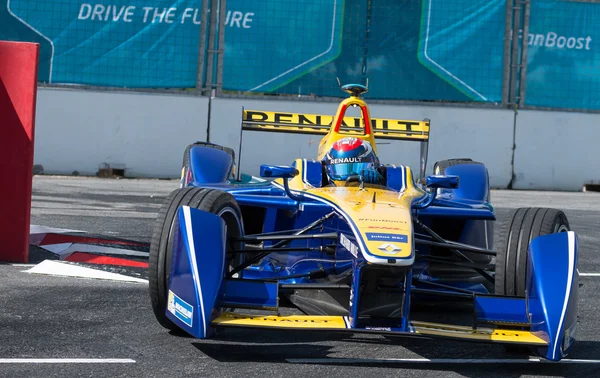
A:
344,175,362,186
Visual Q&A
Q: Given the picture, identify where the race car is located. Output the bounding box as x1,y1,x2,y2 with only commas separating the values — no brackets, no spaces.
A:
148,84,579,362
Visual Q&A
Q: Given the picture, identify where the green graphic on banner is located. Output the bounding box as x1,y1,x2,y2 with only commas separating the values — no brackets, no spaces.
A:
8,0,595,110
267,0,507,102
417,0,506,102
224,0,344,92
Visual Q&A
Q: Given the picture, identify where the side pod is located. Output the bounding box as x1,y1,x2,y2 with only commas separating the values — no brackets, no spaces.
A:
166,206,226,338
527,231,579,361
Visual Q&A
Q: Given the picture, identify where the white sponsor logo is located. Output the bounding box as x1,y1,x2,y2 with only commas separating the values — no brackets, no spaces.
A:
378,243,402,254
329,157,364,164
564,322,577,350
514,30,592,50
175,302,193,319
341,234,359,257
167,291,175,314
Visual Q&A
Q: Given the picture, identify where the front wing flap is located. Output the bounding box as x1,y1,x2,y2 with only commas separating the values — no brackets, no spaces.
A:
211,312,548,346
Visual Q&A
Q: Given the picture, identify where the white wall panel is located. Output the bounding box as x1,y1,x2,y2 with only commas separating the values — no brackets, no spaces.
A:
34,88,209,178
512,110,600,191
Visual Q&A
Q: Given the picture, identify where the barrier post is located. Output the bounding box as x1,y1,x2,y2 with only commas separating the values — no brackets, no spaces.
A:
0,41,39,263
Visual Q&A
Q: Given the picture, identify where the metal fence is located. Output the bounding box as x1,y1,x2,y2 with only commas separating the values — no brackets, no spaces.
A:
1,0,598,112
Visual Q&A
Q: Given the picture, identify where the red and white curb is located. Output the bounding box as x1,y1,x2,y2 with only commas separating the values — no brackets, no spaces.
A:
24,260,148,284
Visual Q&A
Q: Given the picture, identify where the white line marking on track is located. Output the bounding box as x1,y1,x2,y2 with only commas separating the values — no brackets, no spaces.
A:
287,358,600,364
580,273,600,277
0,358,135,364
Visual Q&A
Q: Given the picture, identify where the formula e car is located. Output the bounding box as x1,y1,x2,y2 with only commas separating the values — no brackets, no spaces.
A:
148,84,579,362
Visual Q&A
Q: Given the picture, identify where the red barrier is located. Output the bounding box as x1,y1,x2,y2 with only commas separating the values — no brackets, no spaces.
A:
0,41,39,263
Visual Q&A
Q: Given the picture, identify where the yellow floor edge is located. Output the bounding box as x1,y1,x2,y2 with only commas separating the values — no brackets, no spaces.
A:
212,313,548,345
213,312,347,329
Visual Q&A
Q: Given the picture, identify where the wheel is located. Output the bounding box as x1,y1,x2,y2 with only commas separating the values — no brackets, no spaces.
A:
148,187,245,331
180,142,236,187
494,207,570,296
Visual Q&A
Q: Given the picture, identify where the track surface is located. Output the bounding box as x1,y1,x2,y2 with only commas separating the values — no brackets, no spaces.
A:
2,176,600,377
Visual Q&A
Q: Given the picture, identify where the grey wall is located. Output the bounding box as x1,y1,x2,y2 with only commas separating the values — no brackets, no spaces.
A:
32,88,600,190
512,110,600,191
34,88,209,177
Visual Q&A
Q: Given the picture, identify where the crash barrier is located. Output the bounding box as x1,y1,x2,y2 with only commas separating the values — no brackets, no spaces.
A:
32,89,600,190
0,41,39,263
33,88,210,178
2,0,599,112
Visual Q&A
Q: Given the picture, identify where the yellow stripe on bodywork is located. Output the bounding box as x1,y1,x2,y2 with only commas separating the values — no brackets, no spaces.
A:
282,160,425,264
411,321,548,345
212,312,347,329
212,313,548,346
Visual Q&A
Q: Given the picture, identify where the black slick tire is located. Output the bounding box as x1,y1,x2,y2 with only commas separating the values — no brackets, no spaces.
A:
494,207,570,297
148,187,244,331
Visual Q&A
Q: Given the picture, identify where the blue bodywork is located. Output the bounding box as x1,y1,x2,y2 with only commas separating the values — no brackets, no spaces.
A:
165,148,579,361
166,206,226,338
187,145,234,185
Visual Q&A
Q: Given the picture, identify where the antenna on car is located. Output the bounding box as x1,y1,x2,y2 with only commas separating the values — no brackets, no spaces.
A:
236,106,244,182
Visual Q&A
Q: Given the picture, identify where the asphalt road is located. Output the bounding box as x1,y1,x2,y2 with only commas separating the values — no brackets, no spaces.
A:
1,176,600,378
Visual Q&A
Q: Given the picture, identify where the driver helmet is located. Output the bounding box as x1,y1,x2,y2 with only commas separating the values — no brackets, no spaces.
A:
323,137,379,181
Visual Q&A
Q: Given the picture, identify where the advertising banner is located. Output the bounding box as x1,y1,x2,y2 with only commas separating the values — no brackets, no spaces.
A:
523,0,599,110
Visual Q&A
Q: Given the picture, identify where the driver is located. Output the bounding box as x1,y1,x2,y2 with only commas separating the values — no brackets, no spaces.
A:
323,137,384,185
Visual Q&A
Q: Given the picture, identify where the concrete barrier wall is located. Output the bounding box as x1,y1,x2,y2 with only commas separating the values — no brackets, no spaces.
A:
34,88,209,178
512,110,600,191
209,98,515,188
33,88,600,191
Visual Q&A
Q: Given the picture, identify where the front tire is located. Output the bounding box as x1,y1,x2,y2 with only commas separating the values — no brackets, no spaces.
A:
494,207,570,296
148,188,244,331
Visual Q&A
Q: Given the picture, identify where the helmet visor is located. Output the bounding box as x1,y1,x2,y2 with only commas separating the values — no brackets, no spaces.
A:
327,161,376,181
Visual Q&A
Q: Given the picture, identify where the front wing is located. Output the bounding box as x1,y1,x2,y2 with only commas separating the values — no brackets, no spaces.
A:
165,206,579,362
212,312,548,346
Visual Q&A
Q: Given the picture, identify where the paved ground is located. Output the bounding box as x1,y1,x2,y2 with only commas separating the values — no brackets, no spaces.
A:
1,176,600,378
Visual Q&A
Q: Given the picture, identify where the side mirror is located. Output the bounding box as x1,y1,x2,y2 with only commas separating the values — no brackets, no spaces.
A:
260,165,299,179
426,175,459,189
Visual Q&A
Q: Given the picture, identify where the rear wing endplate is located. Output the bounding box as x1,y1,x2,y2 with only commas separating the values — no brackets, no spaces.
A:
241,110,430,142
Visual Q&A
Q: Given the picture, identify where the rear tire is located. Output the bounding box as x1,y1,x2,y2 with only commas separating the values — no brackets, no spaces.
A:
494,207,570,296
148,188,244,331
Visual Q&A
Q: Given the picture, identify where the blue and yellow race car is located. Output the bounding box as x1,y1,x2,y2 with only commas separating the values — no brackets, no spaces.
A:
148,84,579,362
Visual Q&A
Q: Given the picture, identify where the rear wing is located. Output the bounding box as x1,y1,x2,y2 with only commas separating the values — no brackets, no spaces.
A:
235,108,431,184
241,110,429,142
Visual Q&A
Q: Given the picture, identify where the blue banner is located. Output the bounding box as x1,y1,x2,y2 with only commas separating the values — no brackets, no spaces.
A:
523,0,600,110
0,0,510,104
275,0,507,102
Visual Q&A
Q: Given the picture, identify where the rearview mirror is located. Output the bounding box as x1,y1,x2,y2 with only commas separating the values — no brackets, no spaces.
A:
426,175,459,189
260,165,299,179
